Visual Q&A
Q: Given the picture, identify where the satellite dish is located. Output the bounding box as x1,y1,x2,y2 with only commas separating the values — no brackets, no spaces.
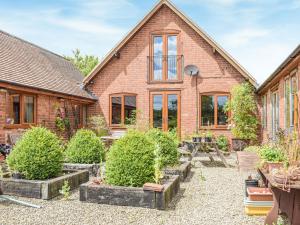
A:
184,65,199,76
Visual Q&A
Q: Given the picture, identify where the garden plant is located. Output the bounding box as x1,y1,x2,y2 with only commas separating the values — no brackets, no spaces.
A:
65,129,105,164
7,127,63,180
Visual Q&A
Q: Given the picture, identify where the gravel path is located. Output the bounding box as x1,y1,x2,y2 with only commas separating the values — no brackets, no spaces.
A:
0,154,264,225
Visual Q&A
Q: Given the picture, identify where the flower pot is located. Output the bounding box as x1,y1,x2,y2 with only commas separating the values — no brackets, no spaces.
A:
232,138,250,151
0,154,5,161
192,137,202,143
247,187,273,201
267,162,283,173
245,179,258,197
205,137,212,142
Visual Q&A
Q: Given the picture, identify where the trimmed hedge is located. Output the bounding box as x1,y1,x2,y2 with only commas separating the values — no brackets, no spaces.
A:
7,127,63,180
65,129,105,164
106,131,155,187
146,129,179,169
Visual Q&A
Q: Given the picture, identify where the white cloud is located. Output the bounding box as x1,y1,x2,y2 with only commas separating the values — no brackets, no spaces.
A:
222,28,270,47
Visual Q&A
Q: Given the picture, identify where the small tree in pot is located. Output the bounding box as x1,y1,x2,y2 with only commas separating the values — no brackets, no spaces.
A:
225,82,258,151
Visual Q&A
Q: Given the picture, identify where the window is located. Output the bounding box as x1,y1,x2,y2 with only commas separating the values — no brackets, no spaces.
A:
73,104,81,128
151,32,180,81
110,94,136,126
262,95,267,129
7,94,36,126
285,73,298,129
200,94,229,128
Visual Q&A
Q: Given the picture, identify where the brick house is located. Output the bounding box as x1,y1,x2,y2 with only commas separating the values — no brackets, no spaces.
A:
257,45,300,142
0,30,96,143
83,0,257,139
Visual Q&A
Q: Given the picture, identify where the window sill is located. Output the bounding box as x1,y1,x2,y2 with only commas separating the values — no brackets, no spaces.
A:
4,124,35,129
199,126,230,130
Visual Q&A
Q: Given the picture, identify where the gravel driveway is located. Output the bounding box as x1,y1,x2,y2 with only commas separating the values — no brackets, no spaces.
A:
0,154,264,225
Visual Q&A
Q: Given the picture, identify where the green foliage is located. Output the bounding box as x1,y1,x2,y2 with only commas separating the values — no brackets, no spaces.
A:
59,180,71,200
146,129,179,169
64,49,99,77
106,131,156,187
244,145,261,153
216,135,229,152
225,82,258,140
65,129,105,164
7,127,63,180
259,145,286,163
55,117,70,132
88,115,109,137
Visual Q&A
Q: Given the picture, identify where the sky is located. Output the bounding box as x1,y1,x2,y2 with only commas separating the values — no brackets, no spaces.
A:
0,0,299,84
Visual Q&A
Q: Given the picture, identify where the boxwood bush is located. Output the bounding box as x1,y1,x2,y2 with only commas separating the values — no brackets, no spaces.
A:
7,127,63,180
106,131,155,187
65,129,105,164
146,129,179,169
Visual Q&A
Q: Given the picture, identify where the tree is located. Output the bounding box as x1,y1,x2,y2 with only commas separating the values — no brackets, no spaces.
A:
64,49,99,77
225,82,258,140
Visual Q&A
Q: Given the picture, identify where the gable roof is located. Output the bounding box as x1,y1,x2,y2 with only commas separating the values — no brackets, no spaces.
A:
257,44,300,93
0,30,96,100
83,0,257,86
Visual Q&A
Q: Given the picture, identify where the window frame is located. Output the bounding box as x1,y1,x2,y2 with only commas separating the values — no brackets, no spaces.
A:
284,70,298,129
262,95,267,129
6,93,37,128
109,93,137,127
199,92,230,129
149,30,182,83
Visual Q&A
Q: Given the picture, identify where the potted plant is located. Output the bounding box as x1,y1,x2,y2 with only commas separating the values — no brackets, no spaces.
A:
225,82,258,151
216,135,229,152
259,145,286,172
192,133,202,143
204,131,213,142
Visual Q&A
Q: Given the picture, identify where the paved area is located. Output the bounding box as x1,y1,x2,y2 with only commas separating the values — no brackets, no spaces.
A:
0,154,265,225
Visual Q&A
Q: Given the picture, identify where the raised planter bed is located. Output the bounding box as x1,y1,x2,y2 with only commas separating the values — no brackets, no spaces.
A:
0,170,89,200
80,175,180,210
163,161,192,181
63,163,100,177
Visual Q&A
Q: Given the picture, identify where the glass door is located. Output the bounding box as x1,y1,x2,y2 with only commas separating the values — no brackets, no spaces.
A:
150,91,180,133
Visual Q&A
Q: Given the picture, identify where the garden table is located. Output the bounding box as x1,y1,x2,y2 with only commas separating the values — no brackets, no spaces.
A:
259,169,300,225
183,141,229,168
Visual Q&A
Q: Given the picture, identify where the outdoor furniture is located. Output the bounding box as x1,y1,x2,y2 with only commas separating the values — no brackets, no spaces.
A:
259,168,300,225
8,133,23,146
100,130,126,149
182,140,229,168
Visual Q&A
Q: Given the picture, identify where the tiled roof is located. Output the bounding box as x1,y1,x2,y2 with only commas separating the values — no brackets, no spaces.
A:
0,30,96,100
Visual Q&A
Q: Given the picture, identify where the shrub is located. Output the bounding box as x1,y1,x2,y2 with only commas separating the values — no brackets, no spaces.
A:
146,129,179,169
7,127,63,180
65,129,105,164
216,135,229,152
259,145,286,163
225,82,258,140
106,131,155,187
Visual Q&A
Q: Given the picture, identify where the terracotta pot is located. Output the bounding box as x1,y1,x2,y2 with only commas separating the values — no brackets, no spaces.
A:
0,154,5,161
267,162,283,173
247,187,273,201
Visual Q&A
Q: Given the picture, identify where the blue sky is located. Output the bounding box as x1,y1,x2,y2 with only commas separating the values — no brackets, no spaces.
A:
0,0,299,84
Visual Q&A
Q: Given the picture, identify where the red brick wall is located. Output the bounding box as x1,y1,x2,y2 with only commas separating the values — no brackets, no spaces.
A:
86,5,249,140
260,61,300,143
0,90,6,143
0,91,82,144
